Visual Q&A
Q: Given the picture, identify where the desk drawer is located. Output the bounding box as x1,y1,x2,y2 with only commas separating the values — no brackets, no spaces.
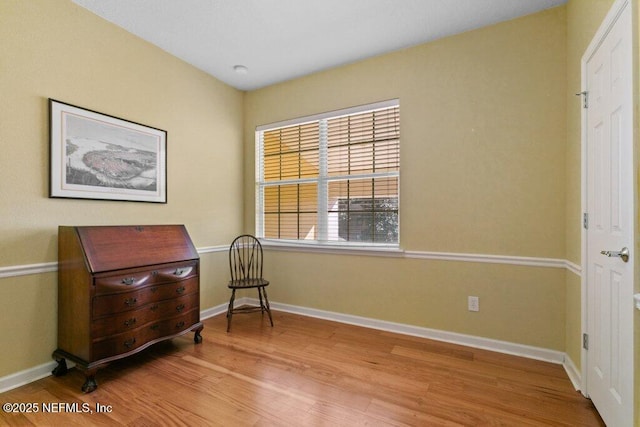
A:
155,263,197,283
92,277,198,318
91,309,199,360
92,293,199,337
94,261,198,295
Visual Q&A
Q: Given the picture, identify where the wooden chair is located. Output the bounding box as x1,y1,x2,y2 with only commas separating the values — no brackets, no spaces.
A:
226,234,273,332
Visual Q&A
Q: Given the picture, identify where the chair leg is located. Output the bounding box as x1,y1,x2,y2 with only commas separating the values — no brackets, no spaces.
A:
257,287,265,314
227,289,236,332
260,286,274,327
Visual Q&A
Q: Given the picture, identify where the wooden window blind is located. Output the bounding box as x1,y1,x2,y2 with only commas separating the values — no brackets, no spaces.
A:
256,100,399,245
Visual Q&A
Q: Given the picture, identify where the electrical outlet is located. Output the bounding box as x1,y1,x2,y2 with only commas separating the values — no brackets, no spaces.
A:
468,296,479,312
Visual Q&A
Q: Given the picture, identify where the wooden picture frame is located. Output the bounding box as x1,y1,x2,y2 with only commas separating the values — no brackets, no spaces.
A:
49,99,167,203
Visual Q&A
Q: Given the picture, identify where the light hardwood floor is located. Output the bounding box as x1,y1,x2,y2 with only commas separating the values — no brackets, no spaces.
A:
1,311,603,426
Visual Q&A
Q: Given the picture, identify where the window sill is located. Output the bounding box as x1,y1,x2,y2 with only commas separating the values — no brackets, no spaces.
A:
258,239,404,257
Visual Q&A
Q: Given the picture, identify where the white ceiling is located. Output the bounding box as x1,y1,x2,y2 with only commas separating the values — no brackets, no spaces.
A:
72,0,567,91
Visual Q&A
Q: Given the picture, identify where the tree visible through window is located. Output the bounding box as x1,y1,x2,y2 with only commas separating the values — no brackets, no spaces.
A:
256,100,400,246
337,197,399,243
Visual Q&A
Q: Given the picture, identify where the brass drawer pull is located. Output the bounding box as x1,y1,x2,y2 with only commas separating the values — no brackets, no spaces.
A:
174,267,192,276
150,304,159,311
176,286,186,295
124,338,136,349
176,304,185,312
124,318,137,327
121,277,136,285
124,298,137,307
176,321,185,329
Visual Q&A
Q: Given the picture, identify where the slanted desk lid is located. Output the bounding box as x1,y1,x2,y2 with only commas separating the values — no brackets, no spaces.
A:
75,225,199,272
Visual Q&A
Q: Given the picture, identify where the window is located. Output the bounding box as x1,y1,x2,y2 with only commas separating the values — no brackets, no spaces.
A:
256,100,399,246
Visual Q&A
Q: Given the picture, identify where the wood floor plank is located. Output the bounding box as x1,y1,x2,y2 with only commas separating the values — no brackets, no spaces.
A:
0,310,604,426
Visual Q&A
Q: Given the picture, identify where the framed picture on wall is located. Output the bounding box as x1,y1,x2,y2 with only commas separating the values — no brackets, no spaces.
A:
49,99,167,203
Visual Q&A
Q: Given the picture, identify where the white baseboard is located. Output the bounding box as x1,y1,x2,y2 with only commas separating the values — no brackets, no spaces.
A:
563,354,582,392
207,297,568,366
262,299,566,365
0,361,59,394
263,300,583,390
0,298,574,393
200,302,230,320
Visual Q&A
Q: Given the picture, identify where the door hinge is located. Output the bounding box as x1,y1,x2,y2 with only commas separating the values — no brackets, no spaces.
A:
583,212,589,230
576,91,589,109
583,333,589,350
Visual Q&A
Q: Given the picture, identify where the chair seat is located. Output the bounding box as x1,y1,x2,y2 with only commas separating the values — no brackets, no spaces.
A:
228,278,269,289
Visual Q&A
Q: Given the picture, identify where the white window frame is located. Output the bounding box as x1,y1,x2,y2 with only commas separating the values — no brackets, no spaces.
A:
255,99,400,251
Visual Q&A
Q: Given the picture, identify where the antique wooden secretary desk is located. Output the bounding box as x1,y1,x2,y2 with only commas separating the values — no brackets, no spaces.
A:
52,225,203,392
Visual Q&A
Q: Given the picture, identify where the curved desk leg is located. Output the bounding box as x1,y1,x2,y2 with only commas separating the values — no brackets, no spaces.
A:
81,369,98,393
194,325,203,344
52,358,68,377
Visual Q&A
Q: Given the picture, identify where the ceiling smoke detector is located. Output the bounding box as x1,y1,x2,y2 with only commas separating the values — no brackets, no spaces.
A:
233,65,248,75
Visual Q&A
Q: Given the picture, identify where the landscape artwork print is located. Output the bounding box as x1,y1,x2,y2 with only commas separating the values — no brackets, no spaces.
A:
49,99,167,203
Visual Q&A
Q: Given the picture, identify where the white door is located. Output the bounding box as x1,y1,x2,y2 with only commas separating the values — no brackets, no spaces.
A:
583,0,633,425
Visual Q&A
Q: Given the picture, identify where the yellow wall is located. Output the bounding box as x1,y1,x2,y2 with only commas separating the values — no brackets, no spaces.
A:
245,7,568,349
634,0,640,422
636,0,640,421
0,1,243,376
264,252,565,349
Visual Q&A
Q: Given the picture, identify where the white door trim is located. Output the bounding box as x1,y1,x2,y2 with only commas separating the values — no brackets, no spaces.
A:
580,0,633,409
